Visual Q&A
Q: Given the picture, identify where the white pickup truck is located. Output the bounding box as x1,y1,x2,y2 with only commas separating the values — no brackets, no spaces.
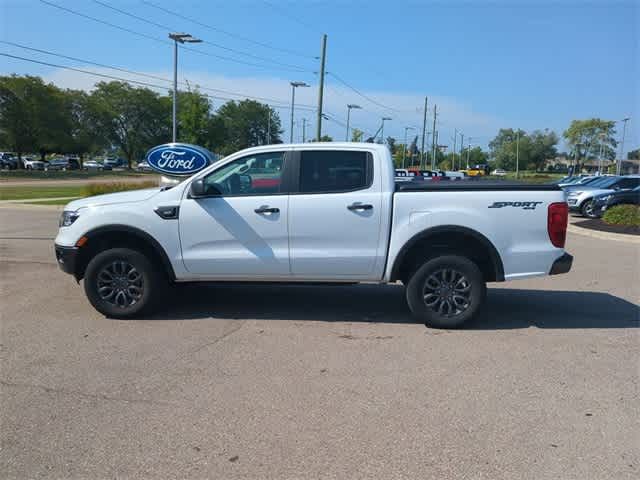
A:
55,143,572,327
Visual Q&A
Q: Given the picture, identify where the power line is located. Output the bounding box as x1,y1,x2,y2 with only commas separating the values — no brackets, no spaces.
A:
39,0,309,73
261,0,322,34
1,52,317,112
327,71,403,114
92,0,311,72
1,41,317,108
140,0,315,60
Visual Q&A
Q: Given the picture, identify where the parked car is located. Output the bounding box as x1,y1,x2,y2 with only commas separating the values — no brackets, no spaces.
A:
22,156,47,170
46,157,81,171
557,175,598,188
566,175,640,216
55,143,572,328
589,185,640,218
104,158,127,169
136,160,154,172
0,152,19,170
83,160,105,171
491,169,507,176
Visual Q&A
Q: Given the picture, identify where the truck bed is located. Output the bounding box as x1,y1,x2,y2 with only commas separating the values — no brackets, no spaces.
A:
395,181,561,192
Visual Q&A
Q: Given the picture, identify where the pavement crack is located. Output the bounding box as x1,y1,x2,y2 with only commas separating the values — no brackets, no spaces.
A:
187,321,246,356
0,379,172,406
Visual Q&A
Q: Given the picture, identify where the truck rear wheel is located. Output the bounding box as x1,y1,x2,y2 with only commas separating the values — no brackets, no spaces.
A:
84,248,165,318
406,255,486,328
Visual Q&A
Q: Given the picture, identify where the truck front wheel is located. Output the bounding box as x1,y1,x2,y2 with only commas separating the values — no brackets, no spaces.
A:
84,248,165,318
406,255,486,328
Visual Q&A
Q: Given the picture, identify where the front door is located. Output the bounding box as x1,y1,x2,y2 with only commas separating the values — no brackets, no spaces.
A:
179,151,291,278
288,149,383,279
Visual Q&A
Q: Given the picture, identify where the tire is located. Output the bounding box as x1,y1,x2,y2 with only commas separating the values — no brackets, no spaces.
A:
84,248,166,318
405,255,486,328
581,199,596,218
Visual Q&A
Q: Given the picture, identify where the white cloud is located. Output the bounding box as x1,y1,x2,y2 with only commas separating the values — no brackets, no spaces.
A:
43,67,503,146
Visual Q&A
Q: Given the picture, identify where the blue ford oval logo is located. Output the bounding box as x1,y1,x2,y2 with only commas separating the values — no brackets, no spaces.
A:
145,143,212,176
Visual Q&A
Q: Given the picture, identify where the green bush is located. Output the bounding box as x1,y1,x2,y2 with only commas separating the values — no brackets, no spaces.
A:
82,181,158,197
602,204,640,227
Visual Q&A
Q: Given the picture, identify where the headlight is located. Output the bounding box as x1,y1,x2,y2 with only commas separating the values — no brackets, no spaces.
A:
59,210,79,227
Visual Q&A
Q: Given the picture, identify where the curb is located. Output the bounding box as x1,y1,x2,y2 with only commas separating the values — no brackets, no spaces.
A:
568,223,640,244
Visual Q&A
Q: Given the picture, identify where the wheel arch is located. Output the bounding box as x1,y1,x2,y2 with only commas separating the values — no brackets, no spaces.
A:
390,225,505,283
74,224,176,282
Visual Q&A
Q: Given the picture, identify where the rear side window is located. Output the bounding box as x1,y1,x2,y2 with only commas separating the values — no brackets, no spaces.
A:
299,150,372,193
616,178,640,189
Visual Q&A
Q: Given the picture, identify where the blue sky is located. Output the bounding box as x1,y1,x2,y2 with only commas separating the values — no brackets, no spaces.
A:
1,0,638,154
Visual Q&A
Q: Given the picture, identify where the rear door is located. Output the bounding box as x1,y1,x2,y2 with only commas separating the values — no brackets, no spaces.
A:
288,149,384,279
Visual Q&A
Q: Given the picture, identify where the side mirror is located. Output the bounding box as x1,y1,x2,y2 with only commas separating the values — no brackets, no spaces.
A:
189,178,206,198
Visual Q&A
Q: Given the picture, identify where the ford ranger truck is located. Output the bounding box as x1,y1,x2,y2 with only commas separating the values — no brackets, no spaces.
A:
54,143,572,328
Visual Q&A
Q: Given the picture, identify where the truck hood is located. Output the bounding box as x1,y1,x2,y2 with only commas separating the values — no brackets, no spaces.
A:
65,188,160,211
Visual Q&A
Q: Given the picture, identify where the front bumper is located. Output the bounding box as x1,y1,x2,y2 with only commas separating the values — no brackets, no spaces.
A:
54,244,78,275
549,253,573,275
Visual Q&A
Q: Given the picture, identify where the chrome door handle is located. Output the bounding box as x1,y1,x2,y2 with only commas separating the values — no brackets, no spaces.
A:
347,203,373,211
254,206,279,214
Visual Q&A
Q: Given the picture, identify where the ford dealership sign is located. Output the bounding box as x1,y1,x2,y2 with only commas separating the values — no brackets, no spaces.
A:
145,143,213,176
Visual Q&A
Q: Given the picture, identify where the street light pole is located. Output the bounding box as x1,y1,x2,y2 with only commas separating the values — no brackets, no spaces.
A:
403,126,415,168
617,117,630,175
290,81,309,143
169,32,202,143
380,117,392,143
345,104,361,141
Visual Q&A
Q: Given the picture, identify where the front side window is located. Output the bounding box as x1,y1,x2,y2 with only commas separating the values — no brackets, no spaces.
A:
203,151,285,196
299,150,371,194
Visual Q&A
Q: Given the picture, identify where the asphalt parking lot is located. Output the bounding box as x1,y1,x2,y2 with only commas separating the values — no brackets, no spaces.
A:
1,206,638,479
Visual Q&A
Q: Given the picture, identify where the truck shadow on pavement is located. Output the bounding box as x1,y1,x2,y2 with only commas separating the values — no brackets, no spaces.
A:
146,283,639,329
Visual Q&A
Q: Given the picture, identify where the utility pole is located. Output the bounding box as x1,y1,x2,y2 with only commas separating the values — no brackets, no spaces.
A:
617,117,630,175
169,32,202,142
432,131,439,170
302,118,307,143
452,128,457,171
430,104,437,170
459,133,464,170
267,110,271,144
420,96,428,168
515,131,520,179
316,34,327,141
467,141,472,170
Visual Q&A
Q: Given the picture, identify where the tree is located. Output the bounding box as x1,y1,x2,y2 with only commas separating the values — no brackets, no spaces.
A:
215,99,281,155
63,89,107,162
177,88,212,147
563,118,617,163
351,128,363,142
89,81,170,168
0,75,71,162
318,134,333,142
627,148,639,160
490,128,527,171
527,129,558,171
